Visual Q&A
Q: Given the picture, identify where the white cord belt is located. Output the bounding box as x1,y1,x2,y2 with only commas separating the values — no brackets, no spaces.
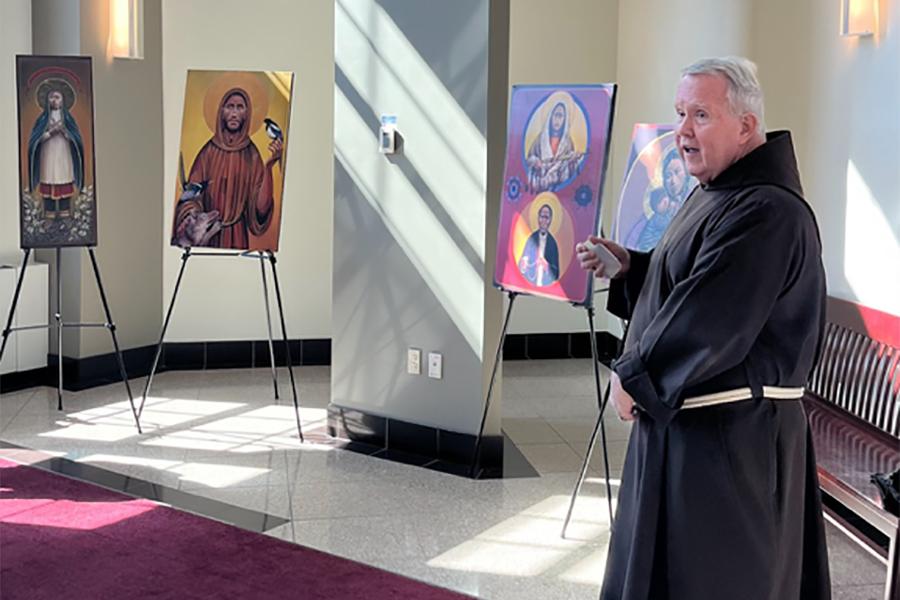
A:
681,386,805,409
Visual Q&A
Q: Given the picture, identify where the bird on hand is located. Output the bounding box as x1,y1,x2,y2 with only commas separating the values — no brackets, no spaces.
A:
264,118,283,142
178,180,208,203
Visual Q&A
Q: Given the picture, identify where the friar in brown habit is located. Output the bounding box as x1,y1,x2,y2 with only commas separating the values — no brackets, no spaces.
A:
175,88,281,250
578,56,832,600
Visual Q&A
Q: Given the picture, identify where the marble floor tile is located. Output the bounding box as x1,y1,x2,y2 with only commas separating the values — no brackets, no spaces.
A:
497,391,540,416
268,514,427,561
826,520,887,589
183,483,295,519
567,438,629,463
502,418,565,444
531,394,602,419
516,443,583,474
0,397,37,434
830,585,887,600
545,419,596,443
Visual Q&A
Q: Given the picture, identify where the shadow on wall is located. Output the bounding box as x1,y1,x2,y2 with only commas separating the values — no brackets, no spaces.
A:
332,0,492,356
333,158,438,412
336,0,488,260
377,0,490,124
335,66,482,274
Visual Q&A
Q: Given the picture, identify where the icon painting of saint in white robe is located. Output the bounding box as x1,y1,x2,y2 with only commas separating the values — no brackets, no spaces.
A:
526,102,585,193
27,81,84,220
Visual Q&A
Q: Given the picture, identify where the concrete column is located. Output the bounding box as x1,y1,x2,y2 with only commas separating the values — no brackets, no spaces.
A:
331,0,509,440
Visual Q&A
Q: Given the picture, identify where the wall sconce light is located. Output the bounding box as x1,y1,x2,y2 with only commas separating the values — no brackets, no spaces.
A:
109,0,143,59
841,0,877,37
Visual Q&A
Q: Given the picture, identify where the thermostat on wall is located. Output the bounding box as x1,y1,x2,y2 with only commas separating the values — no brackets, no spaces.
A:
379,114,398,154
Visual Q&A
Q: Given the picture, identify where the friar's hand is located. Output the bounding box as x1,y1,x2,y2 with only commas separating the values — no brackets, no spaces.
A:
610,371,637,421
576,236,631,279
266,138,283,167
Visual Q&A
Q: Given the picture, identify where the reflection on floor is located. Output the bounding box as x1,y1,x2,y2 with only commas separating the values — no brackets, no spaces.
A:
0,360,888,599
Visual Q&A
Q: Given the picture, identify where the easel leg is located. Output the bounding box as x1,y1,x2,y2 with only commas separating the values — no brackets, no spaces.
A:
588,308,615,525
562,384,610,538
267,252,303,442
140,248,191,418
469,291,518,478
87,248,142,434
561,307,614,538
886,524,899,600
56,248,63,411
0,249,31,365
259,254,279,400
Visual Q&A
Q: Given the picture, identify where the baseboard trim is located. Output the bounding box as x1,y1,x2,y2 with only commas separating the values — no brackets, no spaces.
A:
0,366,50,394
327,405,539,480
0,338,331,393
1,332,621,394
503,331,620,367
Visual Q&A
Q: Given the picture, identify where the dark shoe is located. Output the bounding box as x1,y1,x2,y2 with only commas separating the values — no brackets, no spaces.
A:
871,467,900,516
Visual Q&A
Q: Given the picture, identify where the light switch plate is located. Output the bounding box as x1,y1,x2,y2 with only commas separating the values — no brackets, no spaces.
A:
427,352,442,380
407,348,421,375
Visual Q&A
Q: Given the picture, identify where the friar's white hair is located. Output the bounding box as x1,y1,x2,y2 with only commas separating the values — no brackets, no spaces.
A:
682,56,766,137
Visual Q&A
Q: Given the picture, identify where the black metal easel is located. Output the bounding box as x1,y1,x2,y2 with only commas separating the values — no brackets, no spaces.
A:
0,247,142,434
138,248,303,442
469,290,518,479
561,314,628,538
468,289,615,531
560,304,615,537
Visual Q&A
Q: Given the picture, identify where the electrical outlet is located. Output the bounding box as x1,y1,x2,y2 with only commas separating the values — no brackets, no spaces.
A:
407,348,421,375
427,352,442,379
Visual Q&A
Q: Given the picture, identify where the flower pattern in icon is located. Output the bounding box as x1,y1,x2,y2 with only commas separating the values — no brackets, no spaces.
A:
575,184,593,208
506,176,522,202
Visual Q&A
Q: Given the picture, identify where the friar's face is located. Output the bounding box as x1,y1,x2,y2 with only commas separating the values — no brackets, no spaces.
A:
222,93,248,132
674,73,746,184
48,91,63,110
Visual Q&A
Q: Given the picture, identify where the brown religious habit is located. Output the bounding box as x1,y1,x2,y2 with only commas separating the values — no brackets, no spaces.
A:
175,88,274,250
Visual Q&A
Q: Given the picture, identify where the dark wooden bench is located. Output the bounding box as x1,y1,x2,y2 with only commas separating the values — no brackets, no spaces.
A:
804,296,899,600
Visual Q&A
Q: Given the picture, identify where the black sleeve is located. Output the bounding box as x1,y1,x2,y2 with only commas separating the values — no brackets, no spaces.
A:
613,192,813,424
606,250,651,320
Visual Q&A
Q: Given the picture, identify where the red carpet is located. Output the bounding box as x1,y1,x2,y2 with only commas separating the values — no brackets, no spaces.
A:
0,458,474,599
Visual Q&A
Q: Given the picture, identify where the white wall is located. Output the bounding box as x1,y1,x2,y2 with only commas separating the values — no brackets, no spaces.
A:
507,0,620,335
0,0,32,263
612,0,752,192
76,0,164,356
754,0,899,316
161,0,334,341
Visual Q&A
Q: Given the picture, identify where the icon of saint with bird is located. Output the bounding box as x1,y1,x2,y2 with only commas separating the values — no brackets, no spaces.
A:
173,85,284,249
